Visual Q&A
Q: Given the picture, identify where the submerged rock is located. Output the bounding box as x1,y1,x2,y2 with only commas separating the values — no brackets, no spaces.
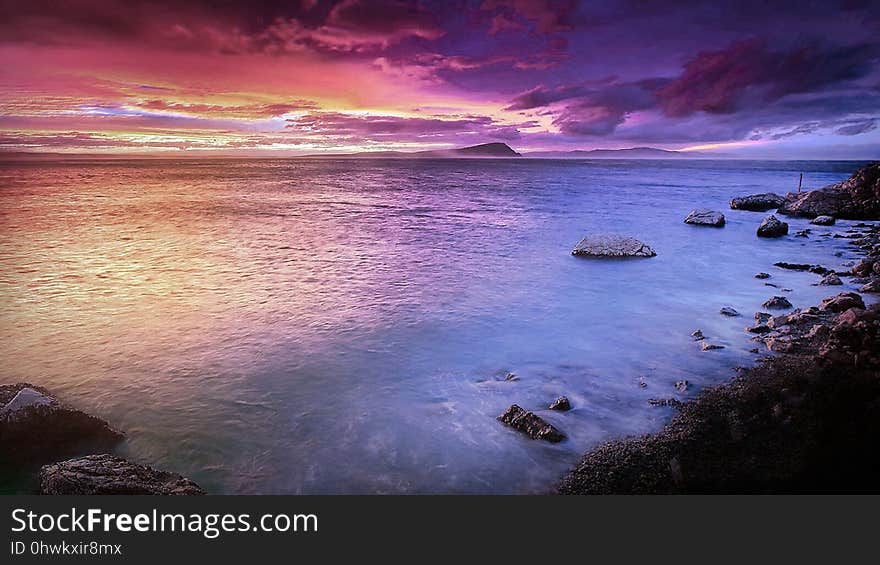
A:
819,292,865,312
40,454,204,495
549,396,571,411
691,330,705,341
0,383,123,463
729,193,785,211
779,163,880,219
755,272,771,279
763,296,793,309
571,234,656,258
675,380,690,393
811,215,836,226
684,209,725,227
498,405,565,443
774,262,831,275
701,342,724,351
720,307,740,317
757,215,789,238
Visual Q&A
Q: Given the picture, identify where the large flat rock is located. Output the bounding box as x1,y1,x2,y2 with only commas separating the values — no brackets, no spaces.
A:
572,234,656,258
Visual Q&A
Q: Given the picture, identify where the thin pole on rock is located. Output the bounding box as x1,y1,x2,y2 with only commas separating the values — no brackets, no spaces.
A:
797,172,803,193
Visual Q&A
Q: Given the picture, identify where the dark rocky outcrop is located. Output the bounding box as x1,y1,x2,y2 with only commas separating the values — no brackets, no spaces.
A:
774,262,831,275
779,163,880,219
498,405,565,442
40,454,204,495
684,209,725,227
1,384,123,464
549,396,571,411
755,272,771,279
757,215,789,238
729,193,785,211
819,292,865,313
571,234,656,258
763,296,793,309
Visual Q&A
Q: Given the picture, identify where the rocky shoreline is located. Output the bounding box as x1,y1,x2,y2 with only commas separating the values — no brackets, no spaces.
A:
557,163,880,494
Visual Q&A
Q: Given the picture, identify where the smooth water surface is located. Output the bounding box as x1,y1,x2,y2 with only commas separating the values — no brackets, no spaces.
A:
0,158,871,493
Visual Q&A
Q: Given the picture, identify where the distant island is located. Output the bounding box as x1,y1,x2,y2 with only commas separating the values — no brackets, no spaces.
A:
302,142,522,159
524,147,712,159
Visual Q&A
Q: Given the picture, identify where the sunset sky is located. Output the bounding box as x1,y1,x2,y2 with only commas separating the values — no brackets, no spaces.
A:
1,0,879,157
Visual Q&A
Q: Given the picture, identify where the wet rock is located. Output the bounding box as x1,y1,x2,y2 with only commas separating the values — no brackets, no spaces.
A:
498,405,565,443
571,234,656,258
747,323,772,334
1,383,124,463
779,163,880,219
859,278,880,293
648,398,683,408
675,380,690,393
794,229,811,238
811,215,836,226
701,342,724,351
763,296,793,309
549,396,571,411
757,215,789,238
729,193,785,211
819,292,865,312
684,209,725,227
852,258,875,277
720,307,741,317
755,312,772,324
504,372,520,382
691,330,705,341
774,261,830,274
40,454,204,495
755,272,771,279
818,273,843,286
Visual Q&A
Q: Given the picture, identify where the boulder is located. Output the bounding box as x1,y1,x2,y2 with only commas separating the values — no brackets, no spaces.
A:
852,258,876,277
498,405,565,442
811,215,836,226
40,454,204,495
819,292,865,312
684,209,725,227
549,396,571,411
859,278,880,293
729,193,785,211
1,383,123,463
779,163,880,219
720,307,740,317
757,215,789,238
763,296,793,309
818,274,843,286
571,234,656,258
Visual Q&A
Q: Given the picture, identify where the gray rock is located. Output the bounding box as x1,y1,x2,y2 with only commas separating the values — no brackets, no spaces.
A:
763,296,793,309
729,193,785,211
684,209,725,227
40,454,204,495
572,234,656,258
0,383,123,463
498,405,565,442
811,215,836,226
757,215,789,238
720,307,740,317
549,396,571,411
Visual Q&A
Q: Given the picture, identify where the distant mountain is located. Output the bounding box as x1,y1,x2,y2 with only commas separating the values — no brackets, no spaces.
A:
524,147,712,159
302,142,521,159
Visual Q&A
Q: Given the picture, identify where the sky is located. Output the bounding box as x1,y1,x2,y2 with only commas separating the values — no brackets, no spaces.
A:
0,0,879,157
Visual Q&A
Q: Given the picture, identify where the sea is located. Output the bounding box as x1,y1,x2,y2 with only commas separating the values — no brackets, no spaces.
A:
0,157,872,493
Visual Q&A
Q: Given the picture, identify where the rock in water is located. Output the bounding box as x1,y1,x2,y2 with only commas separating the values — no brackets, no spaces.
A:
860,279,880,293
571,234,656,258
720,307,740,317
729,193,785,211
818,273,842,286
811,215,836,226
819,292,865,312
691,330,705,341
684,209,725,227
701,342,725,351
0,383,124,463
498,405,565,442
779,163,880,219
549,396,571,411
40,454,204,495
675,380,690,393
755,272,771,279
757,215,789,238
763,296,793,309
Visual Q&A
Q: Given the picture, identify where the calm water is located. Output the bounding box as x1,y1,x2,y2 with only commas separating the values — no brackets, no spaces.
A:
0,158,872,493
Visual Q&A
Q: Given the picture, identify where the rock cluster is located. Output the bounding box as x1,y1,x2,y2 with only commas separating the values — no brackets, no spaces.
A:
40,454,205,495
